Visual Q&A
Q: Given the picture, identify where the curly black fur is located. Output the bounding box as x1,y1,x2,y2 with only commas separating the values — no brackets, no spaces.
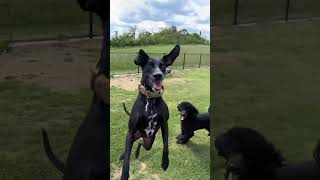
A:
215,127,320,180
176,102,210,144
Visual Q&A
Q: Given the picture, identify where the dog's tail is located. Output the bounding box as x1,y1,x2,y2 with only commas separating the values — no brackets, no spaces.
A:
41,129,65,173
314,140,320,166
123,102,131,116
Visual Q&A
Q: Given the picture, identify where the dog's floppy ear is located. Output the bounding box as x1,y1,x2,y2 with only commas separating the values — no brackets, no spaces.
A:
162,45,180,66
134,49,149,67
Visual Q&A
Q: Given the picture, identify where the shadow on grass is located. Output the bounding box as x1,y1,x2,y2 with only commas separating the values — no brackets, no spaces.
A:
185,140,210,159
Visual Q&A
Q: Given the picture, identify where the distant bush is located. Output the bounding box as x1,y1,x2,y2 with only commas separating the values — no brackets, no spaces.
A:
111,25,209,47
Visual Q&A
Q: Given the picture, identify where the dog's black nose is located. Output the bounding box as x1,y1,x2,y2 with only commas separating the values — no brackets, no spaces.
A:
153,73,163,81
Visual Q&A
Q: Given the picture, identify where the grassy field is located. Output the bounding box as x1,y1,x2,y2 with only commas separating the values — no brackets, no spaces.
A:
0,40,9,52
111,44,210,75
213,0,320,25
0,0,101,41
0,80,92,180
110,70,210,179
212,21,320,179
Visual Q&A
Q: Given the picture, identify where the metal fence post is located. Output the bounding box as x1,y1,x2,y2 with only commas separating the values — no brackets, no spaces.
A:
285,0,290,22
199,54,202,68
89,12,93,39
233,0,239,25
182,53,186,70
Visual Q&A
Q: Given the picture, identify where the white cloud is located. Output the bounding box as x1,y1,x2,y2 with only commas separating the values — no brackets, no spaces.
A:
110,0,210,38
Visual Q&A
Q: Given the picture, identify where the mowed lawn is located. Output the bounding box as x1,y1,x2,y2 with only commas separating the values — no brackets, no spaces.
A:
212,21,320,179
110,69,210,179
110,44,210,75
0,80,92,180
213,0,320,25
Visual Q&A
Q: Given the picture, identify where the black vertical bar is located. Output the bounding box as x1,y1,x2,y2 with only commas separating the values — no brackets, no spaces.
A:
199,54,202,68
285,0,290,22
89,12,93,38
233,0,239,25
183,53,186,70
137,65,140,74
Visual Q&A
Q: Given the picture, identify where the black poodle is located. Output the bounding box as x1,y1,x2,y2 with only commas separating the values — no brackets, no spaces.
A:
214,127,320,180
176,102,210,144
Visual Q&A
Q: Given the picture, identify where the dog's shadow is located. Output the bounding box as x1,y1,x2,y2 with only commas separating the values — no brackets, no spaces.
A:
184,141,210,160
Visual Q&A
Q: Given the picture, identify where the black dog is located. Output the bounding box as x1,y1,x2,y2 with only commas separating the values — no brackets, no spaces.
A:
119,45,180,180
41,0,109,179
176,102,210,144
215,127,320,180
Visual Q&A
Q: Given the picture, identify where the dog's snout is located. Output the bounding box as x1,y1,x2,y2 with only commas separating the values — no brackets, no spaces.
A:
153,73,163,81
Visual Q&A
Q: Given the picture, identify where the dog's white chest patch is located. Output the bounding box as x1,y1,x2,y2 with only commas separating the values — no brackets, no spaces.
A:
144,113,158,137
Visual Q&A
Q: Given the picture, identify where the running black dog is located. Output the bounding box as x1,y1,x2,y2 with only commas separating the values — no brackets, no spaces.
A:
176,102,210,144
119,45,180,180
215,127,320,180
41,0,109,179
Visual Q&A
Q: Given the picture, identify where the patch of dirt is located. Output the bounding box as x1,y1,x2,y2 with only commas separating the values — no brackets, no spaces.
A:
151,174,161,180
0,39,101,92
111,162,161,180
111,168,122,180
111,75,139,91
139,162,147,174
111,75,186,91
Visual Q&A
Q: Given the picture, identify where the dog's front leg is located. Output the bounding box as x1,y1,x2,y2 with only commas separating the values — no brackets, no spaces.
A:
121,132,134,180
161,122,169,170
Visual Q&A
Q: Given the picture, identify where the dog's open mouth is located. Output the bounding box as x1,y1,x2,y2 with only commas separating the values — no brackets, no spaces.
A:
152,80,163,92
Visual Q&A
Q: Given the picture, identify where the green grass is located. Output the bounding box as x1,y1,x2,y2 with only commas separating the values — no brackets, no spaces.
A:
213,0,320,25
111,44,210,53
111,44,210,75
0,0,101,41
111,70,210,179
212,21,320,179
0,41,9,52
0,80,92,180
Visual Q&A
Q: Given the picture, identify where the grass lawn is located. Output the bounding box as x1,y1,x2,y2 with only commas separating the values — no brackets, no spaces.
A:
0,80,92,180
0,41,9,53
212,21,320,179
213,0,320,25
110,69,210,179
110,44,210,75
0,0,101,41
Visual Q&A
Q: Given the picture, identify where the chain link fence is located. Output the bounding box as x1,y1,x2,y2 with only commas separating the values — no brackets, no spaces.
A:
110,53,210,75
0,0,102,42
213,0,320,26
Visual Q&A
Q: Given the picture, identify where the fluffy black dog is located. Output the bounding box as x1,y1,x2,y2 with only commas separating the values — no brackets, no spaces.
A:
215,127,320,180
176,102,210,144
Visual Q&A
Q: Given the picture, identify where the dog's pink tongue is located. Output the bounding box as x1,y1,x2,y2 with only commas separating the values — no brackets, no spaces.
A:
154,81,162,90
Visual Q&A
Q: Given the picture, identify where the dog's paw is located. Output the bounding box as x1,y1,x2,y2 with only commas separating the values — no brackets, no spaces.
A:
176,138,188,144
176,134,183,140
120,174,129,180
161,152,169,171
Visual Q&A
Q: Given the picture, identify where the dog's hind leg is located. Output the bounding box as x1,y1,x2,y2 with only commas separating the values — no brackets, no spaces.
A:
161,122,169,171
121,132,134,180
120,131,141,160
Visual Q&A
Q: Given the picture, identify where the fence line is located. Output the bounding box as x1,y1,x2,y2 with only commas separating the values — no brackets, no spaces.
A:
214,0,320,26
0,0,101,42
110,52,210,75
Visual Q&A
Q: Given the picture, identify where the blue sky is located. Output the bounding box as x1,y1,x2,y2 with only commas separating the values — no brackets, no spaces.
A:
110,0,210,39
